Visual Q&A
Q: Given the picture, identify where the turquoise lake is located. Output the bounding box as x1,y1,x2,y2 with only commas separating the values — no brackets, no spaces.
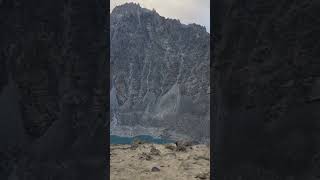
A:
110,135,174,144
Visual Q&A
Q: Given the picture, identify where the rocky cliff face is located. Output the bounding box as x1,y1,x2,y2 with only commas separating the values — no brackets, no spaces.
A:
110,3,210,142
212,0,320,178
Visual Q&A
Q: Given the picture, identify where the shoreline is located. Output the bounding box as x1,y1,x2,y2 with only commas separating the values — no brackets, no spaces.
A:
110,125,193,142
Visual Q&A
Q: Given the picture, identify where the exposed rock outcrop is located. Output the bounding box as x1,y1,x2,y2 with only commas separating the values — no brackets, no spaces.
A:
110,3,210,142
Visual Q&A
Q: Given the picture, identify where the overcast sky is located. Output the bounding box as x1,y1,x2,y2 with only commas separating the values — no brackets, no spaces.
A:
110,0,210,32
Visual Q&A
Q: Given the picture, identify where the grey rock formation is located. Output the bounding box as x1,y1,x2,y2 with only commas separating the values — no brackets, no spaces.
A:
110,3,210,142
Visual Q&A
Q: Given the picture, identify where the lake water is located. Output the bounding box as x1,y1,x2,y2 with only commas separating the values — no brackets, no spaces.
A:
110,135,174,144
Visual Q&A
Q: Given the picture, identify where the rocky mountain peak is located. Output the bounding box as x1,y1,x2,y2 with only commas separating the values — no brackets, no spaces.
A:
111,3,208,33
110,4,210,142
111,3,156,17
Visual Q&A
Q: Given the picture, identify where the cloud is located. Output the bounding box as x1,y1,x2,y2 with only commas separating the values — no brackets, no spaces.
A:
110,0,210,32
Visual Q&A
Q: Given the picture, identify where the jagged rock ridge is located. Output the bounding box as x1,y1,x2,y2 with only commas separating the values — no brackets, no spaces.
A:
110,3,210,142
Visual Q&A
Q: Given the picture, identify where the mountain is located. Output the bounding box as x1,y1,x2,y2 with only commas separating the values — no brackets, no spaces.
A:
110,3,210,143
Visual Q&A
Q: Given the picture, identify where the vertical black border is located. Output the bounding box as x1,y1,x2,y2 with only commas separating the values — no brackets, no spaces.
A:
210,0,215,179
210,0,320,179
0,0,110,179
106,0,110,179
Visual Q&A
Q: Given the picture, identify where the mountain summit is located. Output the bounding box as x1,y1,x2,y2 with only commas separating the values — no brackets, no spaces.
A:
110,4,210,142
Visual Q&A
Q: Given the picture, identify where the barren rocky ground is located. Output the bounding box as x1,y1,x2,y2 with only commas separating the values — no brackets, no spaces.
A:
110,143,210,180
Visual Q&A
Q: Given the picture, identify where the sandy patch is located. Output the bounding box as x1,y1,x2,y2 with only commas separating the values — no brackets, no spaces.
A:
110,143,210,180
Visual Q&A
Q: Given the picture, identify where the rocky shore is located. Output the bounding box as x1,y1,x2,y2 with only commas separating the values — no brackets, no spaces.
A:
110,142,210,180
111,125,197,142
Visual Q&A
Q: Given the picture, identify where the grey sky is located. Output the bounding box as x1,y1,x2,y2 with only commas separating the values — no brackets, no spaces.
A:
110,0,210,32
